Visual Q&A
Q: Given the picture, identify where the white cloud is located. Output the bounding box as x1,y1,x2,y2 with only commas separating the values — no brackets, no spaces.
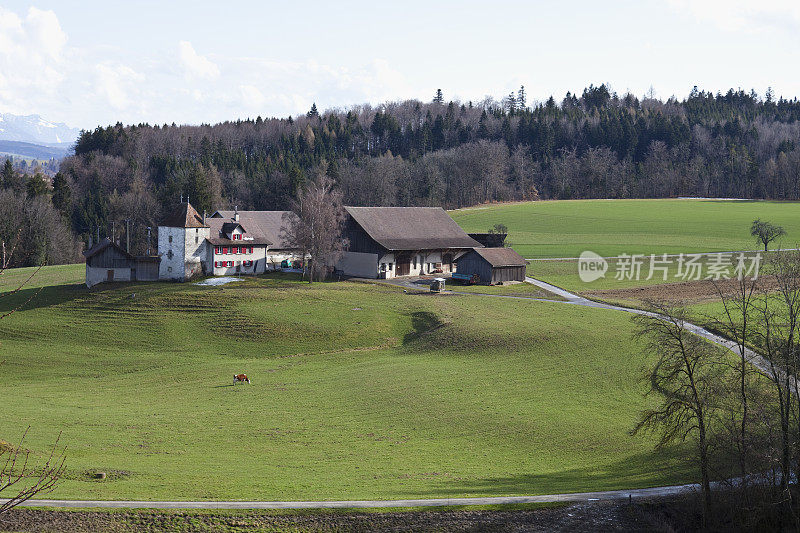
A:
0,7,68,113
0,7,412,128
94,62,145,110
667,0,800,33
178,41,220,80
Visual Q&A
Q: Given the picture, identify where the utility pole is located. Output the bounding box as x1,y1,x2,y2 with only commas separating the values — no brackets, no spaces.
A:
112,221,116,244
96,226,99,244
125,219,131,253
146,227,151,256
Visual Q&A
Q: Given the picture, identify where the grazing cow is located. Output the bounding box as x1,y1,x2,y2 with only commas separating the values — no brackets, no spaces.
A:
233,374,250,385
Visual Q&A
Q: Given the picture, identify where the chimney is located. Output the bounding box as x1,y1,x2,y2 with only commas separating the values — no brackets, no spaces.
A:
203,210,206,226
234,206,239,222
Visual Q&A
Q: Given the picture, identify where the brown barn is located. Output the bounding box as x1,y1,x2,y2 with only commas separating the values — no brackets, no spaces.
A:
455,247,527,284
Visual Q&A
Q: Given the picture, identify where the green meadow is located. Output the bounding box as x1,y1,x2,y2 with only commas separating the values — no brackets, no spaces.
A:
0,268,695,501
450,198,800,259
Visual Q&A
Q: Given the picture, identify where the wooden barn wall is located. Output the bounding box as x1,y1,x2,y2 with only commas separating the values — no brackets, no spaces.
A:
455,252,493,283
344,216,386,256
491,265,526,283
87,247,132,269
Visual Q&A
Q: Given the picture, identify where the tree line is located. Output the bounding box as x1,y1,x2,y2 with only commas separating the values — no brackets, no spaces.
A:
5,84,800,265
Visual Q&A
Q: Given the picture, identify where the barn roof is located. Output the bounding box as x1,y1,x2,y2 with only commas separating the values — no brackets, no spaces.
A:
345,206,482,251
212,210,297,249
82,237,131,260
467,247,527,267
160,202,208,228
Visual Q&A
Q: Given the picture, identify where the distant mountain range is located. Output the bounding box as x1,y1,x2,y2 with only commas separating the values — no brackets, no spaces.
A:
0,113,80,159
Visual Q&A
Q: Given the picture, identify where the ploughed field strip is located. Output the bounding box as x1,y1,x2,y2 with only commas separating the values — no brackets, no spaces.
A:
0,268,697,501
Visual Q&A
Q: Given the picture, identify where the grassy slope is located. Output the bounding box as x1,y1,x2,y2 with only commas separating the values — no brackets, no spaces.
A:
0,269,693,501
450,199,800,259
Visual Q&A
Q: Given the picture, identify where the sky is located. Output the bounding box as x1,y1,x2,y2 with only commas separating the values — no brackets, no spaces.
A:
0,0,799,129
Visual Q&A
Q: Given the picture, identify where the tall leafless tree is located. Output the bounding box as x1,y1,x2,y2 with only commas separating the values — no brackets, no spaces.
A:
281,169,347,283
632,302,726,520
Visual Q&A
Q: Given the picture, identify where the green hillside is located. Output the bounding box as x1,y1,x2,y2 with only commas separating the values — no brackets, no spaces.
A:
0,269,693,501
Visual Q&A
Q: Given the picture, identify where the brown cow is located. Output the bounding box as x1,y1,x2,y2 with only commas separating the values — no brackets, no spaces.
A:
233,374,250,385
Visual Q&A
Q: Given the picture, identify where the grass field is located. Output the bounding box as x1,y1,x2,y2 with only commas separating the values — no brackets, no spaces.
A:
0,267,695,501
450,199,800,259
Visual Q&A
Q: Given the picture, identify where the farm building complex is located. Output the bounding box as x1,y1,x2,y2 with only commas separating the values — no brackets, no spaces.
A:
84,201,525,286
337,206,483,279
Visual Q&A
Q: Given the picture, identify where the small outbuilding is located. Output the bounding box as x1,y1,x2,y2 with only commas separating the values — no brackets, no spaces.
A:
455,247,527,284
83,238,160,288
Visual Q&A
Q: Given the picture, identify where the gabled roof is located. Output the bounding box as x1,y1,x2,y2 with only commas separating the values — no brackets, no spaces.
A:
160,202,208,228
83,237,131,260
345,206,482,251
206,215,273,246
466,247,527,267
211,210,298,249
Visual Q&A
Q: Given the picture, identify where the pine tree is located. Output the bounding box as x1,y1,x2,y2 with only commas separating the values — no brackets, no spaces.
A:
433,89,444,105
1,159,13,189
51,172,72,217
517,85,526,110
307,103,319,118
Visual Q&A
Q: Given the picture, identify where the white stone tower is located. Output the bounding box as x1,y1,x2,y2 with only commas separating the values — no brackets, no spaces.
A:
158,201,210,281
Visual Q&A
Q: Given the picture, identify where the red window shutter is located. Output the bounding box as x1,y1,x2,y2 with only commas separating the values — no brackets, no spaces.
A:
249,246,253,253
222,247,228,254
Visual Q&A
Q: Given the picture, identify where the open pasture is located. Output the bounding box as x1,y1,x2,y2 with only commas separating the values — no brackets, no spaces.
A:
0,269,695,501
450,199,800,259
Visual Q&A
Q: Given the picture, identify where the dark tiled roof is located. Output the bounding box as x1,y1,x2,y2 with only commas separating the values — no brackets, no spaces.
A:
206,215,273,247
160,202,208,228
466,247,527,267
345,206,482,251
211,211,298,249
82,237,131,259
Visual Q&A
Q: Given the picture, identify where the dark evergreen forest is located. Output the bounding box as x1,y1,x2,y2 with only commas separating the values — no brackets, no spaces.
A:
4,84,800,263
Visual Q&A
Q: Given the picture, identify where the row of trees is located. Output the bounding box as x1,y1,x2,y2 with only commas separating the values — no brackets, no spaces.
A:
636,252,800,529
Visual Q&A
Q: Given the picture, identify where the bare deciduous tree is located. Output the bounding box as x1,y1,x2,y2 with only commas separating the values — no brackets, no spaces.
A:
632,302,726,520
751,219,786,252
0,428,66,516
281,168,347,283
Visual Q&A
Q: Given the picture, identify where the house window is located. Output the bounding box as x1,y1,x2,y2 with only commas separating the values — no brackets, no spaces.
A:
244,260,253,267
248,246,253,253
167,250,173,259
233,234,242,240
233,247,239,254
223,247,228,254
167,266,172,272
195,236,198,244
215,247,221,254
380,263,386,272
227,261,233,267
168,235,173,243
413,257,417,269
388,263,393,270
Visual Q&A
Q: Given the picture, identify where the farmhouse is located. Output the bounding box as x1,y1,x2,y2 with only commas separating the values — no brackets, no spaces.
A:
456,247,527,284
337,206,483,279
210,210,303,270
83,238,159,287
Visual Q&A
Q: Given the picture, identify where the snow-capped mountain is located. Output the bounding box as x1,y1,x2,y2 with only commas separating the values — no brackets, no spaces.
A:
0,113,80,145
